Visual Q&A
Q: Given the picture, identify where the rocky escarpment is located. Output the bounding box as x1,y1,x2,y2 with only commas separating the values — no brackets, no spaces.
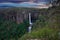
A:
0,8,49,24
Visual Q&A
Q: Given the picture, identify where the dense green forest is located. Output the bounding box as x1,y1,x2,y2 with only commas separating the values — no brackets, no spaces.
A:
0,8,30,40
0,6,60,40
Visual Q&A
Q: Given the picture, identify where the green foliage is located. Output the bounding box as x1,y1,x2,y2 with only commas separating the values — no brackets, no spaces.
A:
20,6,60,40
0,6,60,40
32,15,48,30
20,27,59,40
0,19,29,40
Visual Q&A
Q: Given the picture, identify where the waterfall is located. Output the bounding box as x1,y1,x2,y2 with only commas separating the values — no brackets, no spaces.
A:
28,13,32,33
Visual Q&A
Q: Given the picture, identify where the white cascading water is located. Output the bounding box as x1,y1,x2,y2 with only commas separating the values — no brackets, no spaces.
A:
28,13,32,33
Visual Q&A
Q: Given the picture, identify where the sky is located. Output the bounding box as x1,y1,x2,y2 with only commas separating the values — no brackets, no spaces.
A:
0,0,52,8
0,0,52,3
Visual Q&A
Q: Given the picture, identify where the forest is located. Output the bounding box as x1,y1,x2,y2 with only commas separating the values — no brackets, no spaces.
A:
0,5,60,40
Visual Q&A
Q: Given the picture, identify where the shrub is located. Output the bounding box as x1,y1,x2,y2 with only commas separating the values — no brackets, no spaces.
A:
20,27,59,40
0,20,29,40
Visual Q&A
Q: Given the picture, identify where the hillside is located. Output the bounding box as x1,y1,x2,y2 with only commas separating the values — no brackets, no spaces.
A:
20,6,60,40
0,6,60,40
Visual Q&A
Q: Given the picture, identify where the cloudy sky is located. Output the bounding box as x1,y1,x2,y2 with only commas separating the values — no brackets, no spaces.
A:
0,0,51,3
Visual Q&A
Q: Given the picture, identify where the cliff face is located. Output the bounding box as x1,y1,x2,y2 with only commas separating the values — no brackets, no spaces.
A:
0,8,49,24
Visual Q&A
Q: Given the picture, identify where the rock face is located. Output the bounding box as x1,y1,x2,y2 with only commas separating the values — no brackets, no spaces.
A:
0,8,28,24
0,8,49,24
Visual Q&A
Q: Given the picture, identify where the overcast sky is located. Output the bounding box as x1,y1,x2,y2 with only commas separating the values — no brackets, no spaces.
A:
0,0,52,3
